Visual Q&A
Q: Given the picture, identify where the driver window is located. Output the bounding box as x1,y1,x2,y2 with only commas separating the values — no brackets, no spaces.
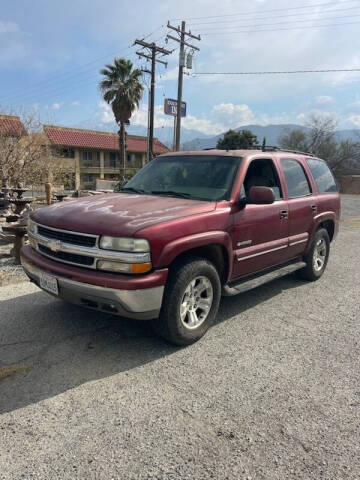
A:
243,158,282,201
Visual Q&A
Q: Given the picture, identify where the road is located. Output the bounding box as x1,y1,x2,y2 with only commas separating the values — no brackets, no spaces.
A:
0,195,359,479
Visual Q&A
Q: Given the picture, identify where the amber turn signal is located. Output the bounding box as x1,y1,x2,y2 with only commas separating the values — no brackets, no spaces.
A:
131,262,152,274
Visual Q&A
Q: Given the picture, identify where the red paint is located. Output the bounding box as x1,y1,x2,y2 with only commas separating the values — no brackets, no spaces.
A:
25,149,340,291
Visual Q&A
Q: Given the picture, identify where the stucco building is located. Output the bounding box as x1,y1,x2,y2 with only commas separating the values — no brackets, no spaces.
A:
43,125,169,190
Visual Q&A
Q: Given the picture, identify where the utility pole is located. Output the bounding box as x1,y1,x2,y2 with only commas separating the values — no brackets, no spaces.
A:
134,39,171,160
167,21,200,151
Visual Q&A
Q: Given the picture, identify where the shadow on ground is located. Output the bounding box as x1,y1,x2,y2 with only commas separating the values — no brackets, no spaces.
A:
0,273,304,414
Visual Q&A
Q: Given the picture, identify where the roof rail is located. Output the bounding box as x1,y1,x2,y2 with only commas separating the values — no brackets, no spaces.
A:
203,145,315,156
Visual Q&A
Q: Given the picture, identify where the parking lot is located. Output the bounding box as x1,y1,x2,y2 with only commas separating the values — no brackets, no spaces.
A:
0,195,359,479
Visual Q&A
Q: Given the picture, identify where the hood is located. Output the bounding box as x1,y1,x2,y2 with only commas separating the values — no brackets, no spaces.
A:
32,193,215,237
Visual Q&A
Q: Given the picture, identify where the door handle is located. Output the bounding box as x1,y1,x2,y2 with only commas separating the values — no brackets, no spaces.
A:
280,210,288,219
311,204,317,214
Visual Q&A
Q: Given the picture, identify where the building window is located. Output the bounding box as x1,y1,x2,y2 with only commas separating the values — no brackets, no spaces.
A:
82,151,100,168
60,148,75,158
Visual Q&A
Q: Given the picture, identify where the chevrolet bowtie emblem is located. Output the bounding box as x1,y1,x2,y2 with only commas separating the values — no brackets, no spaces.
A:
47,240,62,252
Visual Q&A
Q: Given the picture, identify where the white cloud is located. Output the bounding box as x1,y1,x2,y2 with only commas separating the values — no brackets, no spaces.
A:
52,102,63,110
315,96,335,105
71,100,80,106
348,115,360,127
98,101,114,123
0,21,19,34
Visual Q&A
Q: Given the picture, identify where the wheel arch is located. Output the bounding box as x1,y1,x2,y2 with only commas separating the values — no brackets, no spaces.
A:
156,232,233,284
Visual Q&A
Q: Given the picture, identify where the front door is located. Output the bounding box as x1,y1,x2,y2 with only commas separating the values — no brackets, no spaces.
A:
231,158,289,279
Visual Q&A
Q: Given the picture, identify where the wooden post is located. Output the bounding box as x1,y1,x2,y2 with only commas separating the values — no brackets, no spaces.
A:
45,182,52,205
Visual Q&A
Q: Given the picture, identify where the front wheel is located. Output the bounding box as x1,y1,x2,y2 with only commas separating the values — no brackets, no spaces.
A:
152,256,221,345
297,228,330,281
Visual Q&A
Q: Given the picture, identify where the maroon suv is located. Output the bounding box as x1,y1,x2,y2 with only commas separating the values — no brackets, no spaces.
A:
21,148,340,345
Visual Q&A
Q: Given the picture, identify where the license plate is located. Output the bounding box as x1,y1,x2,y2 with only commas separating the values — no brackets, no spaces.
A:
40,272,58,296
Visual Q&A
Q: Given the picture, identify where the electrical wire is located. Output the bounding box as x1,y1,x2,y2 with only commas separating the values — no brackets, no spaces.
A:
195,68,360,75
171,0,360,21
202,20,360,35
1,25,167,103
196,12,360,31
187,4,360,25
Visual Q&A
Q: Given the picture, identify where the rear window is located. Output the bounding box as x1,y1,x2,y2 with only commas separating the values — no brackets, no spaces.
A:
281,158,311,198
306,158,338,193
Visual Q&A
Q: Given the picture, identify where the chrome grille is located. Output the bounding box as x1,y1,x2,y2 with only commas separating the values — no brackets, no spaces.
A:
37,225,96,247
38,244,95,267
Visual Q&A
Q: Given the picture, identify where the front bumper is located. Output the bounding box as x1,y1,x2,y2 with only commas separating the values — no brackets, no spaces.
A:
21,247,166,320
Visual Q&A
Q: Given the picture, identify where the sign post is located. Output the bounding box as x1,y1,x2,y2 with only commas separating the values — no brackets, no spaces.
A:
164,98,187,150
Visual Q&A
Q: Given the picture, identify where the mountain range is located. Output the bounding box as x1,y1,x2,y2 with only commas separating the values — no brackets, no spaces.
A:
73,120,360,150
181,124,360,151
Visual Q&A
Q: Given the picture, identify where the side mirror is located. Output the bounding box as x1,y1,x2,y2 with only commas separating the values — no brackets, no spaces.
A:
249,186,275,204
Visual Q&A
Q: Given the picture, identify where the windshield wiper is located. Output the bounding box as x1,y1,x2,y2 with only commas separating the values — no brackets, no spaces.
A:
150,190,194,199
118,187,147,194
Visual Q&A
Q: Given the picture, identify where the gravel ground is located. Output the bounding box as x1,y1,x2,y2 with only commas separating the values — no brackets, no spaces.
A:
0,196,359,479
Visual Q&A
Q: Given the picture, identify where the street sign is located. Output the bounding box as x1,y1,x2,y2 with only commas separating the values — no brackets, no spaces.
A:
164,98,186,117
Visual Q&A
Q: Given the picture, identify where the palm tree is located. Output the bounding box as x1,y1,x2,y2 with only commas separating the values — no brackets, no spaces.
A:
99,58,144,178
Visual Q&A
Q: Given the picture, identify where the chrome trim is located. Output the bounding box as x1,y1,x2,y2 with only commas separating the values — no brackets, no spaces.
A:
28,221,151,270
33,221,99,243
237,244,287,262
237,240,252,247
29,231,150,262
21,257,163,320
289,238,308,247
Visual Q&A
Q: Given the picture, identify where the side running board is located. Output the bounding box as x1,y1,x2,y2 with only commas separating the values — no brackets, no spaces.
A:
222,259,306,296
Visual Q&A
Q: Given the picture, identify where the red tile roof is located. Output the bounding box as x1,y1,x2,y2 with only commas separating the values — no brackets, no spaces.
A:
0,114,25,135
43,125,169,154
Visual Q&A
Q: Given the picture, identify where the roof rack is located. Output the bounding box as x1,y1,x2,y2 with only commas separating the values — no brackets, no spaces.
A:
203,145,315,157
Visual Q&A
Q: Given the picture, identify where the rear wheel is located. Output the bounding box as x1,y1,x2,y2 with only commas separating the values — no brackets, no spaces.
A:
297,228,330,281
152,256,221,345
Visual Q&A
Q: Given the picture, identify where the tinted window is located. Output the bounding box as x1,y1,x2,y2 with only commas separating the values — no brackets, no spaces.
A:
306,159,338,193
243,158,282,200
124,155,242,201
281,159,311,198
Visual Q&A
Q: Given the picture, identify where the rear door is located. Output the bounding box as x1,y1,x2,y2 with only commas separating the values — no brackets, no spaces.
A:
279,158,315,258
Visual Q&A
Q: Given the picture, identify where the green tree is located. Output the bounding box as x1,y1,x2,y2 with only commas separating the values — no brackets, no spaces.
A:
216,129,259,150
278,129,308,153
99,58,144,178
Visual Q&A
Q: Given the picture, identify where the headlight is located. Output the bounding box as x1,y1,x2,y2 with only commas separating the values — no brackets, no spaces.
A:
97,260,152,274
99,236,150,252
27,218,36,234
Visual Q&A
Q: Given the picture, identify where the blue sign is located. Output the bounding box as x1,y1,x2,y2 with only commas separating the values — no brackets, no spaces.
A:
164,98,186,117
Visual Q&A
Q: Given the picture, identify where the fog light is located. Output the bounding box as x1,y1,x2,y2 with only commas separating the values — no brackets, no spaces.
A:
97,261,152,274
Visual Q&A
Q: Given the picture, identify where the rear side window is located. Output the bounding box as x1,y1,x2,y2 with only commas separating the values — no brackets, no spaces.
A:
281,158,311,198
306,158,338,193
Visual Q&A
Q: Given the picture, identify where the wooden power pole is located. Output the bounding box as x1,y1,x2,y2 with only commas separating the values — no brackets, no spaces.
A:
134,39,171,160
167,21,200,151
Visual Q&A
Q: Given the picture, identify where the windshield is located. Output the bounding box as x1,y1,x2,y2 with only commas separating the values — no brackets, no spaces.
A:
121,155,242,201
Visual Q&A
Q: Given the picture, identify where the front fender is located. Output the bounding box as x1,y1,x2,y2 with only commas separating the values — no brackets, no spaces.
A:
156,231,234,281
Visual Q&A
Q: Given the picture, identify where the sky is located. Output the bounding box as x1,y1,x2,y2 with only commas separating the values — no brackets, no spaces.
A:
1,0,360,139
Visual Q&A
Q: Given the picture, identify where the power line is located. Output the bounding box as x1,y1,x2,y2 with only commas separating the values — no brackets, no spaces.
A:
196,12,360,31
195,68,360,75
202,20,360,35
188,5,360,25
171,0,360,20
1,25,167,103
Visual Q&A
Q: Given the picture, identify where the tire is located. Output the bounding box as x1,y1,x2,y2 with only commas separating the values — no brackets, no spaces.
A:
152,256,221,346
297,228,330,281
